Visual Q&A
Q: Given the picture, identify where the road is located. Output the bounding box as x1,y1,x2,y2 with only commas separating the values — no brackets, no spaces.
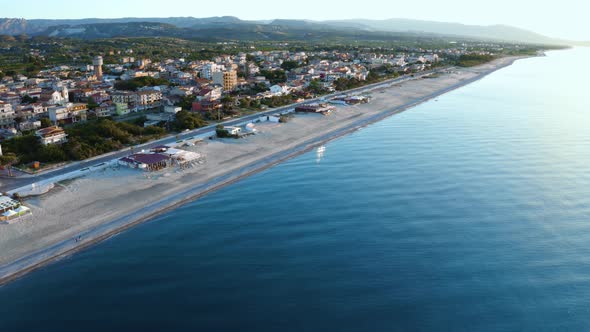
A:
0,69,444,193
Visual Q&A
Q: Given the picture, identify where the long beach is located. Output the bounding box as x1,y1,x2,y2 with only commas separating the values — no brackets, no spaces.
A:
0,55,526,285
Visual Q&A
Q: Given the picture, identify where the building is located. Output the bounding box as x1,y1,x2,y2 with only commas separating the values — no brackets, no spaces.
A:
294,104,336,115
114,102,130,116
35,126,68,145
111,91,162,111
201,63,222,80
0,101,15,128
40,87,69,105
164,106,182,114
135,90,162,110
48,103,87,124
119,153,170,171
224,126,242,136
212,70,238,91
0,195,29,223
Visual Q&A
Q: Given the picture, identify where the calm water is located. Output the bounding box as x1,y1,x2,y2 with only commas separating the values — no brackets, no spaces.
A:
1,48,590,331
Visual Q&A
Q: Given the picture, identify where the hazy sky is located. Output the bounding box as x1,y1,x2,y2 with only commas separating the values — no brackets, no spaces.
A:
1,0,588,41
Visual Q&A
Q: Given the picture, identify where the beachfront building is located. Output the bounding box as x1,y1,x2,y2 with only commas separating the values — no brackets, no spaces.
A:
119,153,171,171
0,195,31,224
35,126,68,145
294,104,336,115
224,126,242,136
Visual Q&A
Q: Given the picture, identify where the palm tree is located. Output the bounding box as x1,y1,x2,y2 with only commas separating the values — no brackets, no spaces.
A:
0,153,18,177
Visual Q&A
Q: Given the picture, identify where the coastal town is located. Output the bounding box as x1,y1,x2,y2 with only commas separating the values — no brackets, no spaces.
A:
0,47,448,133
0,31,542,282
0,39,518,178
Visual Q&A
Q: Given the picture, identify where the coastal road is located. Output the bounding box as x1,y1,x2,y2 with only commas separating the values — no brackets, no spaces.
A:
0,69,445,193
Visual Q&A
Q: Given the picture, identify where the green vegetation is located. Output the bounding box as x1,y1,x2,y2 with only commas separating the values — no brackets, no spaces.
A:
280,60,301,71
260,70,287,84
456,54,496,67
172,111,208,131
114,76,170,91
1,118,167,165
0,152,18,176
215,125,238,139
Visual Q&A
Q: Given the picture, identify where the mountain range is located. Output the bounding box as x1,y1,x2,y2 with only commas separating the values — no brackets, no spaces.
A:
0,16,581,45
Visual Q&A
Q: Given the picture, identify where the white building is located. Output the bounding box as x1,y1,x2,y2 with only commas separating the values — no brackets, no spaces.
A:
35,126,68,145
0,101,15,128
269,84,290,96
201,63,223,80
224,126,242,135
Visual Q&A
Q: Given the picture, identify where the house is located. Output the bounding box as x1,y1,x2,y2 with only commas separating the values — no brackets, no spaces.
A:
0,101,15,128
48,103,87,124
118,153,170,171
35,126,68,145
192,100,221,112
115,102,131,116
224,126,242,136
196,87,222,102
18,120,42,132
269,84,290,96
93,104,113,118
164,106,182,114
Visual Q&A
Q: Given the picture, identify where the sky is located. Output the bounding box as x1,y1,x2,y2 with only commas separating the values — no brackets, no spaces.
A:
1,0,588,41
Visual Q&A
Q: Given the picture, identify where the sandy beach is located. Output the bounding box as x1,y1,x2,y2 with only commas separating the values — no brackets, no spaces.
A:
0,56,526,284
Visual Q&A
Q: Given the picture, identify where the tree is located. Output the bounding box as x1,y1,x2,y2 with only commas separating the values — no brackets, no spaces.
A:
40,118,52,128
221,95,236,111
21,95,38,104
172,111,207,131
0,153,18,177
87,97,98,110
280,60,300,71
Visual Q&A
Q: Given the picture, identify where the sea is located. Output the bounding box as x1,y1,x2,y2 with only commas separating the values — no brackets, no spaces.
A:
1,48,589,331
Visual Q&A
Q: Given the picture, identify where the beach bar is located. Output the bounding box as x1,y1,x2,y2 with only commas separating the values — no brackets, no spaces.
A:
119,153,171,171
294,104,336,115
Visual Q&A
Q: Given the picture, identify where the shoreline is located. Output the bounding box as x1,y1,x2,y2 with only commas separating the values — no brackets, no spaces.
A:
0,55,528,286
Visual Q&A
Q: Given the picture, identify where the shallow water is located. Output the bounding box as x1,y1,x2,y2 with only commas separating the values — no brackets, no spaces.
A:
1,48,589,331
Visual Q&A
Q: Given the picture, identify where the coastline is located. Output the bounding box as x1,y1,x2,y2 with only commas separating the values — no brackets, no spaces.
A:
0,55,528,286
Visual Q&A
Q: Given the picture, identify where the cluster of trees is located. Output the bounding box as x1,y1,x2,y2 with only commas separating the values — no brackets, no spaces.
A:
456,54,495,67
260,70,287,84
260,94,299,108
306,79,330,95
333,77,367,91
280,60,302,71
1,118,167,165
114,76,170,91
172,111,207,131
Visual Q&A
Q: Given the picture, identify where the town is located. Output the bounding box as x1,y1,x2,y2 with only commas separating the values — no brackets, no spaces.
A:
0,37,536,175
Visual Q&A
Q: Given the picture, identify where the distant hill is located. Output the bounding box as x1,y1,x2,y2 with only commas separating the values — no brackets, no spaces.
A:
328,18,567,45
0,16,581,45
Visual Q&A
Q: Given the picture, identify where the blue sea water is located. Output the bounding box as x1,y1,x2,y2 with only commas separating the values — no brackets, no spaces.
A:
1,48,590,331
